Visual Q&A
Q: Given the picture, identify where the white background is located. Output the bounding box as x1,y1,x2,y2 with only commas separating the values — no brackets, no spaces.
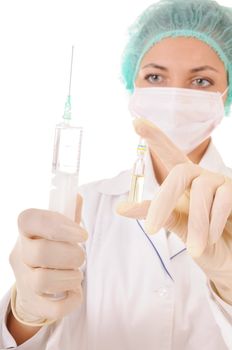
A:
0,0,232,299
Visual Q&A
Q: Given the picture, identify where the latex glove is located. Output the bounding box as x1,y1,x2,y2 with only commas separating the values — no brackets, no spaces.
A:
116,117,232,305
9,193,88,325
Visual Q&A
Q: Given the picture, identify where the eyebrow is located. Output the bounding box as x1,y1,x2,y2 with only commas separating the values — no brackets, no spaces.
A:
142,63,219,73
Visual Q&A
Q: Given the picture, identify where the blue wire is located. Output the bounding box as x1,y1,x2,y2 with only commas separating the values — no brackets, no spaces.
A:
136,219,174,282
170,248,187,260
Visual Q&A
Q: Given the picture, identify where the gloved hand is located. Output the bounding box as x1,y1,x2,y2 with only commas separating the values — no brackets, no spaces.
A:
116,117,232,305
9,193,88,326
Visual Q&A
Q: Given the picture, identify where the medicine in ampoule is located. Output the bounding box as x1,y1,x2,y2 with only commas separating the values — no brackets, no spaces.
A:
128,139,146,203
128,174,145,202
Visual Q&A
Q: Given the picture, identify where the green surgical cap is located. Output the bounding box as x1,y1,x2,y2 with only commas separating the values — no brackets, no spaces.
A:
120,0,232,116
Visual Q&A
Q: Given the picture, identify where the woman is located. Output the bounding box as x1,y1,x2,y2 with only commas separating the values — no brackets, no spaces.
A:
0,0,232,349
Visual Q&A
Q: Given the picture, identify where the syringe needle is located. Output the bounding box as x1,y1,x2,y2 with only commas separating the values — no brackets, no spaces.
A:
63,45,75,122
68,46,74,97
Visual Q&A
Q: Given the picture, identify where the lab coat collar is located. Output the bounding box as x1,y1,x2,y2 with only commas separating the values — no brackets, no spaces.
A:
197,140,226,173
96,139,226,197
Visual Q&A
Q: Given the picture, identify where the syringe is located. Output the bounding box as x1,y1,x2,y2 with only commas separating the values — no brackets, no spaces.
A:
128,138,147,203
45,46,83,301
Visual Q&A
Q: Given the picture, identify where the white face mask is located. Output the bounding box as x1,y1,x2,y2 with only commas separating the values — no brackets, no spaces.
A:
128,86,229,154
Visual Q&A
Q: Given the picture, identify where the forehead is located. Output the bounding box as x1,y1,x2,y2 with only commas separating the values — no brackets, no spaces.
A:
140,37,225,70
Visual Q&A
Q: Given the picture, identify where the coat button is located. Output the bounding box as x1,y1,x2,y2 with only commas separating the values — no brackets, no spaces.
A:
153,287,168,297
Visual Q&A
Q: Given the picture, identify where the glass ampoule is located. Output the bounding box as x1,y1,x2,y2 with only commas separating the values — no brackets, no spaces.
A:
128,138,147,203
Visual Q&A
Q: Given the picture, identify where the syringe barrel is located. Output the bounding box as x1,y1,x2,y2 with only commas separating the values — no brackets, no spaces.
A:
47,123,83,301
49,122,83,220
49,173,79,220
52,123,83,176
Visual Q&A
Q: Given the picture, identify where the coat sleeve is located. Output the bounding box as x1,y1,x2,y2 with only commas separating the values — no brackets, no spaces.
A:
207,279,232,349
0,287,53,349
208,280,232,321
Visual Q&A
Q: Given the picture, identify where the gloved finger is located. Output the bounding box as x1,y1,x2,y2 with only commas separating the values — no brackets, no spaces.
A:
21,235,86,269
18,208,88,243
75,193,83,225
186,173,225,257
115,200,151,219
28,266,83,295
33,288,83,320
132,117,190,172
145,163,201,234
209,178,232,245
163,209,188,242
186,176,215,257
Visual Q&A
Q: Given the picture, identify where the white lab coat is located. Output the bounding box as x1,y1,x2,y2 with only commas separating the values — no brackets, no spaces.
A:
0,141,232,350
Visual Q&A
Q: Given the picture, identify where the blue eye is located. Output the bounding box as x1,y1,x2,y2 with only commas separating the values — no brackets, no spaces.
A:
192,78,212,87
144,74,163,84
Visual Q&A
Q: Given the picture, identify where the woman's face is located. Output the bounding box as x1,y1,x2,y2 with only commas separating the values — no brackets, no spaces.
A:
134,37,229,173
134,37,228,104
